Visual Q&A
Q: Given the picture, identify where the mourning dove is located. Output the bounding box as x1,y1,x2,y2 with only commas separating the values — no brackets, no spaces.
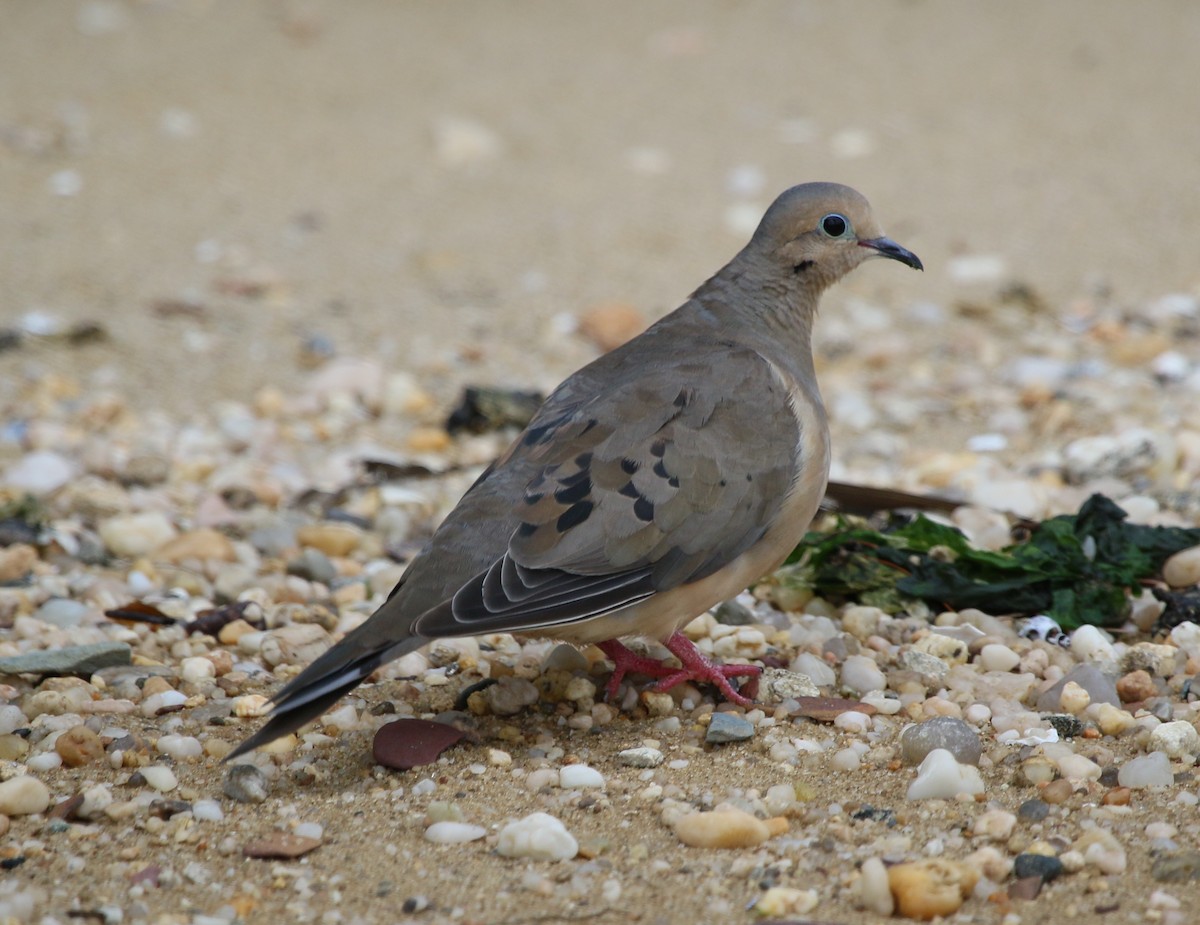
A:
229,182,921,758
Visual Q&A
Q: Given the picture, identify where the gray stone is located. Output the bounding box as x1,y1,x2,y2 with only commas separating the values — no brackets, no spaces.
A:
1013,853,1063,882
223,763,269,803
705,711,754,744
899,716,982,766
1151,850,1200,883
1036,664,1119,712
899,649,950,685
287,547,337,585
759,667,819,701
0,642,130,678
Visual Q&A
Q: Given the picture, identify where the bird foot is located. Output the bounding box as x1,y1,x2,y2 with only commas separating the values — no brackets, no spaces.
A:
597,631,759,707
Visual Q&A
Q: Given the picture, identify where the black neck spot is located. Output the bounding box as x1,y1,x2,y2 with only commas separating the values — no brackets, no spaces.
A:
793,259,814,274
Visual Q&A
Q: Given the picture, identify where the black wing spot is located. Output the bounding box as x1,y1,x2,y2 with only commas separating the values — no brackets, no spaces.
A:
668,476,680,488
650,439,667,458
558,466,590,488
633,497,654,522
573,451,593,469
618,481,640,499
673,389,691,409
524,491,545,505
523,422,554,446
516,521,538,538
652,460,669,479
579,418,598,436
620,457,640,474
556,501,594,533
553,476,592,505
746,473,753,482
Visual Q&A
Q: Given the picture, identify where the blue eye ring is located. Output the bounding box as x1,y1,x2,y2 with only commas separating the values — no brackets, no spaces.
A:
819,213,851,238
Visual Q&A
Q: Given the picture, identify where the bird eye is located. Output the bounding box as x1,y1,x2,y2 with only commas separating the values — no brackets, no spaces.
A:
820,213,851,238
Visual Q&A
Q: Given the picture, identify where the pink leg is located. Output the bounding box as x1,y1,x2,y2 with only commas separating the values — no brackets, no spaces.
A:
597,632,760,707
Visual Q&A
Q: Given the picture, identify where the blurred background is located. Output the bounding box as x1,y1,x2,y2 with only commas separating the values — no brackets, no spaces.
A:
2,1,1199,501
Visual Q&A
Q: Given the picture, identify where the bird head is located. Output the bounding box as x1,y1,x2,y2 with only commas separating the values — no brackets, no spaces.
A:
750,182,922,287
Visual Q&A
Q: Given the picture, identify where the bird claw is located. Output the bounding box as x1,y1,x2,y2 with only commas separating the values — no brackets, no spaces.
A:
597,631,760,707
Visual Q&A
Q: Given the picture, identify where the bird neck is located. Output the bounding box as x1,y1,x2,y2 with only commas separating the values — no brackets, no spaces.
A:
687,257,821,385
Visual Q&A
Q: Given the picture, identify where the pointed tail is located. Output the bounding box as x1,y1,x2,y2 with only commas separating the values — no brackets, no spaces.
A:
225,625,425,762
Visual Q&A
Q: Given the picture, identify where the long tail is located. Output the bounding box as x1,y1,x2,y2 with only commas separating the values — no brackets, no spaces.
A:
224,626,425,761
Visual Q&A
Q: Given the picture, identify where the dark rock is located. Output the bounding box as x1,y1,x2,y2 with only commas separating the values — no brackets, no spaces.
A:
1017,799,1050,822
1013,853,1064,882
1042,713,1084,739
373,718,467,770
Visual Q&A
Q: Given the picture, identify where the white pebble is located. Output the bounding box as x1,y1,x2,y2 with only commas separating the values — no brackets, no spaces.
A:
1070,625,1116,663
322,704,359,732
98,511,177,558
907,748,985,800
856,857,895,915
841,655,886,693
1150,721,1200,759
496,812,578,860
0,775,51,815
157,734,203,760
0,705,28,735
141,690,188,717
425,822,487,844
293,822,324,840
192,799,224,822
26,752,63,772
978,644,1020,673
964,703,992,725
559,764,605,789
831,748,861,771
3,451,77,494
411,778,437,796
139,765,178,792
617,747,663,768
1118,751,1174,789
179,656,216,684
972,809,1016,841
833,710,872,733
1057,754,1101,781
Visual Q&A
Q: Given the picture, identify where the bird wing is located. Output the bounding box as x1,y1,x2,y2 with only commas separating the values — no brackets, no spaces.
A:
412,343,803,638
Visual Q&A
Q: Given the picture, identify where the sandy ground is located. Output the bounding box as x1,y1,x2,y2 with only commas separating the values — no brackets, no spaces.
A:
4,2,1200,924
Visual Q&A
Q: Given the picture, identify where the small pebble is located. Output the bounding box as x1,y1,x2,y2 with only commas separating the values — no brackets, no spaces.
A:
243,833,321,859
899,717,982,766
1150,721,1200,759
559,764,605,789
55,725,105,767
907,749,985,800
425,822,487,844
887,859,979,920
705,712,754,744
1013,852,1064,882
138,765,178,792
223,764,269,803
1118,751,1174,789
617,747,663,768
0,775,51,816
496,812,577,860
673,809,785,849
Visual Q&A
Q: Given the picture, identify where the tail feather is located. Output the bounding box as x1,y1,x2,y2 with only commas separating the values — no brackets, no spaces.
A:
225,631,426,762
